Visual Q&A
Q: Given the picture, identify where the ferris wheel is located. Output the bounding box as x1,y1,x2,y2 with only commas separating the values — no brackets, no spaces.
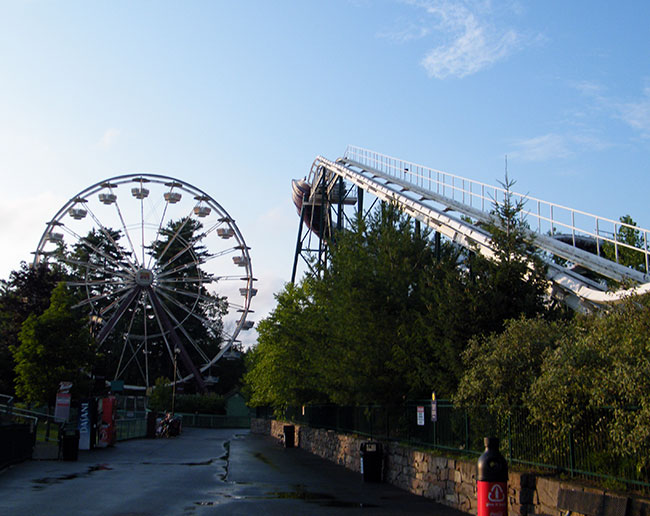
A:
33,174,256,391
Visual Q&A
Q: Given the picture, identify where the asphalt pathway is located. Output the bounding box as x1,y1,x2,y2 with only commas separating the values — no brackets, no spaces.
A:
0,428,467,515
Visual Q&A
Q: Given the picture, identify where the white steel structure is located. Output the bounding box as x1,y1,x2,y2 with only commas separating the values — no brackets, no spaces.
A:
34,174,255,391
299,146,650,312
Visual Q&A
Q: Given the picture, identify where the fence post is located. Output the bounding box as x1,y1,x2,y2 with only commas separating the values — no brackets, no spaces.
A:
569,428,576,477
508,415,513,462
386,406,390,440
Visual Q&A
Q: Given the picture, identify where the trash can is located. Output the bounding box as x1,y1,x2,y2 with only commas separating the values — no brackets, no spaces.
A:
283,425,295,448
146,411,157,438
59,425,80,461
360,441,383,482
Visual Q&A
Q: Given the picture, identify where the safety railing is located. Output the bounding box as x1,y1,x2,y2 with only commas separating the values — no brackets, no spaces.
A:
116,417,148,441
176,412,250,429
344,145,650,274
279,402,649,493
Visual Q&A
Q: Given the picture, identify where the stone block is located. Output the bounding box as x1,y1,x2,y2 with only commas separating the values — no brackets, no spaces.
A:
445,492,459,506
600,494,629,516
457,460,476,483
425,484,444,502
455,480,476,499
459,493,476,513
535,477,561,508
558,488,604,516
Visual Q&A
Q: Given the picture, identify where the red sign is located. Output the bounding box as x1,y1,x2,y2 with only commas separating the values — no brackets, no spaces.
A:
54,392,71,422
477,481,507,516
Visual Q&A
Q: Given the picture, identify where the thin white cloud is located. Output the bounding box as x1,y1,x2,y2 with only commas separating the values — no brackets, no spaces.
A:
508,132,613,163
616,86,650,138
407,0,526,79
573,80,650,139
508,134,573,162
379,22,431,43
97,128,120,149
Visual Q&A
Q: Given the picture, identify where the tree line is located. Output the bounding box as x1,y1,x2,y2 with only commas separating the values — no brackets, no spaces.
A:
244,186,650,469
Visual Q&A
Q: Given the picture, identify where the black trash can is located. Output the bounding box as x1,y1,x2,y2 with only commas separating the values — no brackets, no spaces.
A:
360,441,383,482
146,411,157,438
283,425,295,448
59,425,80,461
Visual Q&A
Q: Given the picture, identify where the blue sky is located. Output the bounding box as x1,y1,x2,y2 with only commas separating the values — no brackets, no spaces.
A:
1,0,650,334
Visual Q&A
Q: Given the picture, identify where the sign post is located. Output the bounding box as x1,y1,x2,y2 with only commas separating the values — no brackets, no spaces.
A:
431,392,438,422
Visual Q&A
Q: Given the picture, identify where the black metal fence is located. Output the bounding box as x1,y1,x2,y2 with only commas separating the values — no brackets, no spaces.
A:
272,401,649,493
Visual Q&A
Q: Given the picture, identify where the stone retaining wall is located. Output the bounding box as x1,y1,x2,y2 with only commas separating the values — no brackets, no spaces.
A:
251,418,650,516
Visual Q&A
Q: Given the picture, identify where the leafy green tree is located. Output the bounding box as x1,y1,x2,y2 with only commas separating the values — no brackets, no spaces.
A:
244,281,327,407
0,262,65,396
454,316,571,416
11,283,94,405
528,293,650,468
311,204,438,405
148,376,173,412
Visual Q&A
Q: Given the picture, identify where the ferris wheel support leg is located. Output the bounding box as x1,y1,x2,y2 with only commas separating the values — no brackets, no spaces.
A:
147,288,207,394
95,288,142,349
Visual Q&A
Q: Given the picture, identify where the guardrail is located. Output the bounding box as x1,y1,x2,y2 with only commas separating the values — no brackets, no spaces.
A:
344,145,650,274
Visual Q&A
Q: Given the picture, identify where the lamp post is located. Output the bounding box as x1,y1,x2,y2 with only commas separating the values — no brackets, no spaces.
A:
171,347,180,416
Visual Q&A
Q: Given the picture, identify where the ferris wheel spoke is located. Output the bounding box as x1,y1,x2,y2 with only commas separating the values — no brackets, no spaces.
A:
147,288,207,391
155,259,206,280
157,276,213,285
151,295,211,363
82,203,139,272
116,337,148,385
110,193,142,268
154,214,195,269
63,257,134,282
144,291,176,363
138,179,146,265
155,283,219,306
114,305,142,380
157,245,202,275
72,283,134,310
59,224,136,275
67,278,129,288
143,302,150,387
145,183,178,271
154,287,219,332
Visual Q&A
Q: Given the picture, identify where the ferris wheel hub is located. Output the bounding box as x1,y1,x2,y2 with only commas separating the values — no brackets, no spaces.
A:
135,268,154,287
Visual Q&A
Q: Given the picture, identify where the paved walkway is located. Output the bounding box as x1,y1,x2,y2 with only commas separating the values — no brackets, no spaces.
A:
0,428,466,515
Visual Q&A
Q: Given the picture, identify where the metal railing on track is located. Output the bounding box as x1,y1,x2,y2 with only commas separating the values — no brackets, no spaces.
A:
344,145,650,275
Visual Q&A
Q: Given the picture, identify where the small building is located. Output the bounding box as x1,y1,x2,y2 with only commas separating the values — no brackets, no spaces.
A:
224,389,249,418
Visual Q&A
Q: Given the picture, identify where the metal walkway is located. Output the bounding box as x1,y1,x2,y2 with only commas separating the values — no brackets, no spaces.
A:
295,146,650,312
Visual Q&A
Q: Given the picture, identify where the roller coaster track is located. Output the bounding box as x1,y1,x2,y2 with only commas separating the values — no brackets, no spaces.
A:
293,145,650,312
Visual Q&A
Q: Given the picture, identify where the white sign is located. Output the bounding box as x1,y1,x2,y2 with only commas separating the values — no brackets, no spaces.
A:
417,406,425,426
